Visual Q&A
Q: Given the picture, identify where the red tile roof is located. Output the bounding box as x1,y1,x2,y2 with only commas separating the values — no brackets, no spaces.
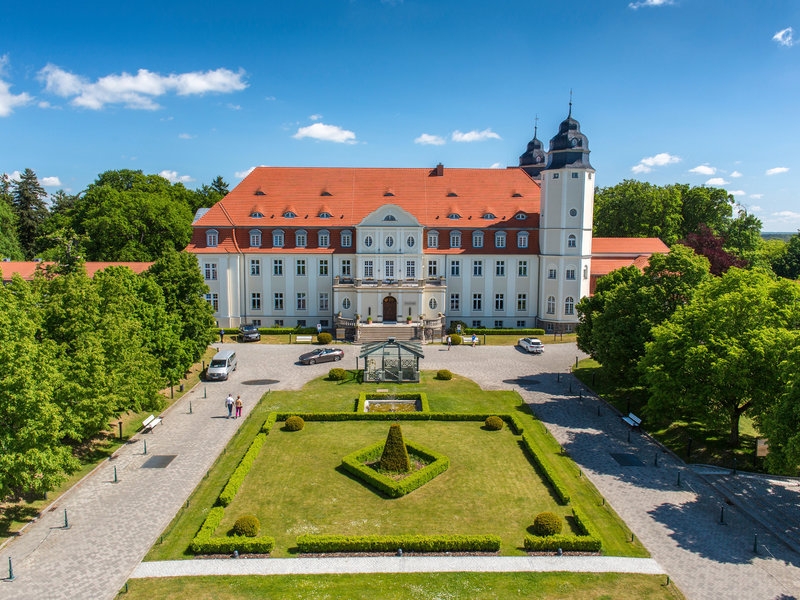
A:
0,261,153,281
592,237,669,255
193,167,541,229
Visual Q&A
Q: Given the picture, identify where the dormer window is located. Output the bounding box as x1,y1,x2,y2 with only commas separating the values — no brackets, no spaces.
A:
296,229,307,247
273,229,284,247
472,231,484,248
383,191,395,197
447,213,461,220
447,192,458,197
283,211,297,218
250,211,264,218
249,229,262,248
320,191,332,196
254,190,265,196
318,230,330,248
450,231,461,248
483,213,496,220
512,193,523,198
206,229,218,247
517,231,529,248
383,215,397,221
515,213,526,220
427,230,439,248
319,212,332,219
495,231,506,248
341,230,352,247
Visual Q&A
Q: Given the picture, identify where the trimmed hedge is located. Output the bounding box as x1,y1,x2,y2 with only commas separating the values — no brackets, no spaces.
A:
218,433,267,506
328,368,348,381
275,411,521,433
296,534,501,553
356,393,429,413
572,507,601,542
485,416,504,431
342,439,449,498
520,432,570,504
435,369,453,381
190,507,275,554
523,534,601,552
284,416,305,431
261,412,277,434
219,327,320,335
317,332,333,344
465,328,546,336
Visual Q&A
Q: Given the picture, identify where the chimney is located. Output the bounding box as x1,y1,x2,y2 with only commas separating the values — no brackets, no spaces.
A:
435,163,444,176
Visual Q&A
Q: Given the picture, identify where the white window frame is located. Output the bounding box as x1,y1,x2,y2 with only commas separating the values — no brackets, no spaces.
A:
249,229,262,248
250,259,260,276
568,234,577,248
297,293,307,311
341,230,352,247
565,296,575,315
495,260,505,277
518,261,528,277
296,259,306,276
319,293,329,311
450,231,461,248
364,260,374,279
319,259,329,276
318,230,330,248
472,293,482,311
473,260,483,277
273,229,284,247
517,231,528,248
273,293,284,311
427,260,438,278
206,229,218,247
406,260,416,279
342,259,351,277
517,294,527,311
548,268,557,280
384,260,395,279
450,293,460,311
427,230,439,248
495,231,506,248
251,292,261,311
472,231,483,248
566,268,576,280
547,296,556,314
296,229,307,247
204,263,217,281
495,294,504,311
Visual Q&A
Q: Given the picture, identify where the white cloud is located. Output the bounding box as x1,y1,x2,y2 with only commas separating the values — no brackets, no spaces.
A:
293,122,356,144
309,114,322,121
264,96,276,101
766,167,789,175
773,27,795,47
749,193,763,199
159,170,194,183
705,177,729,186
451,128,501,142
235,165,268,179
41,176,61,186
631,152,680,174
38,64,247,110
7,170,21,182
629,0,673,9
772,210,800,220
689,164,716,175
750,205,762,212
489,163,503,169
730,170,742,178
414,133,445,146
0,55,32,117
728,190,746,196
226,103,241,110
178,133,195,139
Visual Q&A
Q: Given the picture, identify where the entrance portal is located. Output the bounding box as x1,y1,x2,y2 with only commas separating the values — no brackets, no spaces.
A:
382,296,397,322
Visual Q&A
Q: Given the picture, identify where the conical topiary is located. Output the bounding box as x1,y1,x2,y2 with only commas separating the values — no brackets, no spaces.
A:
379,423,411,472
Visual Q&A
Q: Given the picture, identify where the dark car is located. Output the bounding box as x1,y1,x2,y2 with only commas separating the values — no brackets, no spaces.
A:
299,348,344,364
238,323,261,342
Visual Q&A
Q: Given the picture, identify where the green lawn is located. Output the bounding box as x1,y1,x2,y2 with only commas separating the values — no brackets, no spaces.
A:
145,371,647,561
118,573,683,599
573,359,761,470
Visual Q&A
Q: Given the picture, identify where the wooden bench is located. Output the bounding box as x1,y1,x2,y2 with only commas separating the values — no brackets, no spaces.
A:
142,414,162,433
622,413,642,428
295,335,314,343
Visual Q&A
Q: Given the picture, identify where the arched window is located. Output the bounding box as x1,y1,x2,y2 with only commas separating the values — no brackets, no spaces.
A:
565,296,575,315
450,231,461,248
206,229,218,247
318,212,332,219
495,231,506,248
318,230,330,247
568,234,577,248
427,230,439,248
383,214,397,221
515,212,526,220
546,296,555,314
272,229,284,247
249,229,262,248
283,211,296,218
472,231,484,248
250,211,264,218
296,229,307,247
517,231,528,248
483,213,496,220
447,213,461,220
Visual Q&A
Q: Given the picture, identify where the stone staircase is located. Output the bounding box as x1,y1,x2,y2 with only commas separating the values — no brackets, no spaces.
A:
357,324,419,344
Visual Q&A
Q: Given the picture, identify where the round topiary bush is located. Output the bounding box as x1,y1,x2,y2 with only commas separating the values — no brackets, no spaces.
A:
450,334,463,346
285,416,305,431
233,514,260,537
436,369,453,380
317,332,332,344
533,511,563,536
485,416,504,431
328,368,347,381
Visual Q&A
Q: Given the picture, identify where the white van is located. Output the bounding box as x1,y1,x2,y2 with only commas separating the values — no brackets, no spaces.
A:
207,350,237,381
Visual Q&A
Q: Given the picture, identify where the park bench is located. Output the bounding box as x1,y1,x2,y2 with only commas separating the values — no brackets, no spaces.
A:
142,414,162,433
622,412,642,428
295,335,314,343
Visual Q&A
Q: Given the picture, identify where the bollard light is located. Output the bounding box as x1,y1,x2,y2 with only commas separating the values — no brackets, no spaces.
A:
8,557,14,581
118,421,123,439
719,506,725,525
677,472,681,486
114,466,118,484
64,508,70,529
753,533,758,554
143,440,147,455
189,401,193,414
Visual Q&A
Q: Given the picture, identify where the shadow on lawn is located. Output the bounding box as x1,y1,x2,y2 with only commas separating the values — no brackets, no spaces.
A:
333,465,392,500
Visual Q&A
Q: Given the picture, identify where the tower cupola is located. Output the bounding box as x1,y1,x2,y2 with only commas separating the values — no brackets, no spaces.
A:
519,122,547,179
544,105,593,170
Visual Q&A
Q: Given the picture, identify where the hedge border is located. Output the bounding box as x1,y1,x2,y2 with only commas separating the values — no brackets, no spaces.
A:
520,432,570,504
341,439,449,498
297,534,501,553
464,328,546,336
356,392,430,413
523,533,601,552
190,506,275,554
274,411,523,434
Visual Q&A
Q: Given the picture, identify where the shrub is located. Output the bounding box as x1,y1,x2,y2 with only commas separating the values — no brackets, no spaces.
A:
450,334,462,345
448,320,468,335
485,416,504,431
328,368,347,381
219,433,266,506
523,534,601,552
520,433,570,504
297,534,500,553
379,424,411,472
533,511,563,536
285,416,305,431
317,332,333,344
189,507,275,555
233,515,260,537
435,369,453,381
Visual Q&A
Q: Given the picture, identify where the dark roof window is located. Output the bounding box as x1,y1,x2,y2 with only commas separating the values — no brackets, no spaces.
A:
319,212,333,218
447,213,461,220
283,211,297,218
250,211,264,218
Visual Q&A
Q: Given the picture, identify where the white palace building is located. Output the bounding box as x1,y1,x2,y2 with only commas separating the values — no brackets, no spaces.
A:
187,111,667,336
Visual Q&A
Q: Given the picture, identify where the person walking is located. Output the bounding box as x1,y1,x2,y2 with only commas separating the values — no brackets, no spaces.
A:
219,328,225,344
225,393,234,419
235,395,243,419
446,335,451,350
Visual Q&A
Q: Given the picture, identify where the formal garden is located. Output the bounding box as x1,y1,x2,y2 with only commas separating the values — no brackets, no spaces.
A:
145,371,647,560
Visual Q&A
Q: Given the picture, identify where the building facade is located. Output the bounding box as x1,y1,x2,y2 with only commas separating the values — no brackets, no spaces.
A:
187,113,668,332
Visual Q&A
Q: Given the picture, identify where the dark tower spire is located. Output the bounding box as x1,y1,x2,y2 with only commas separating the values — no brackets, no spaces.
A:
543,107,593,171
519,114,547,179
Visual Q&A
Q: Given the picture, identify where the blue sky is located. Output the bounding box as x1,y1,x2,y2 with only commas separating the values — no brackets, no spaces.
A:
1,0,798,231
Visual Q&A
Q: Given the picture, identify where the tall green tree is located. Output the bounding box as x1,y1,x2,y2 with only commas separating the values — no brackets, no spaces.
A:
0,175,24,259
759,348,800,474
641,268,800,445
593,180,683,244
772,231,800,280
11,169,49,258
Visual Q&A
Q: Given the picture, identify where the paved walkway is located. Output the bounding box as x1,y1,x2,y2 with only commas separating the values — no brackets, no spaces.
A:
131,556,666,577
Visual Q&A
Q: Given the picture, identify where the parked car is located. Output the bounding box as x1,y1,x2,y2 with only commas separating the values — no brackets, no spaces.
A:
238,323,261,342
518,337,544,354
299,348,344,364
206,350,238,380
